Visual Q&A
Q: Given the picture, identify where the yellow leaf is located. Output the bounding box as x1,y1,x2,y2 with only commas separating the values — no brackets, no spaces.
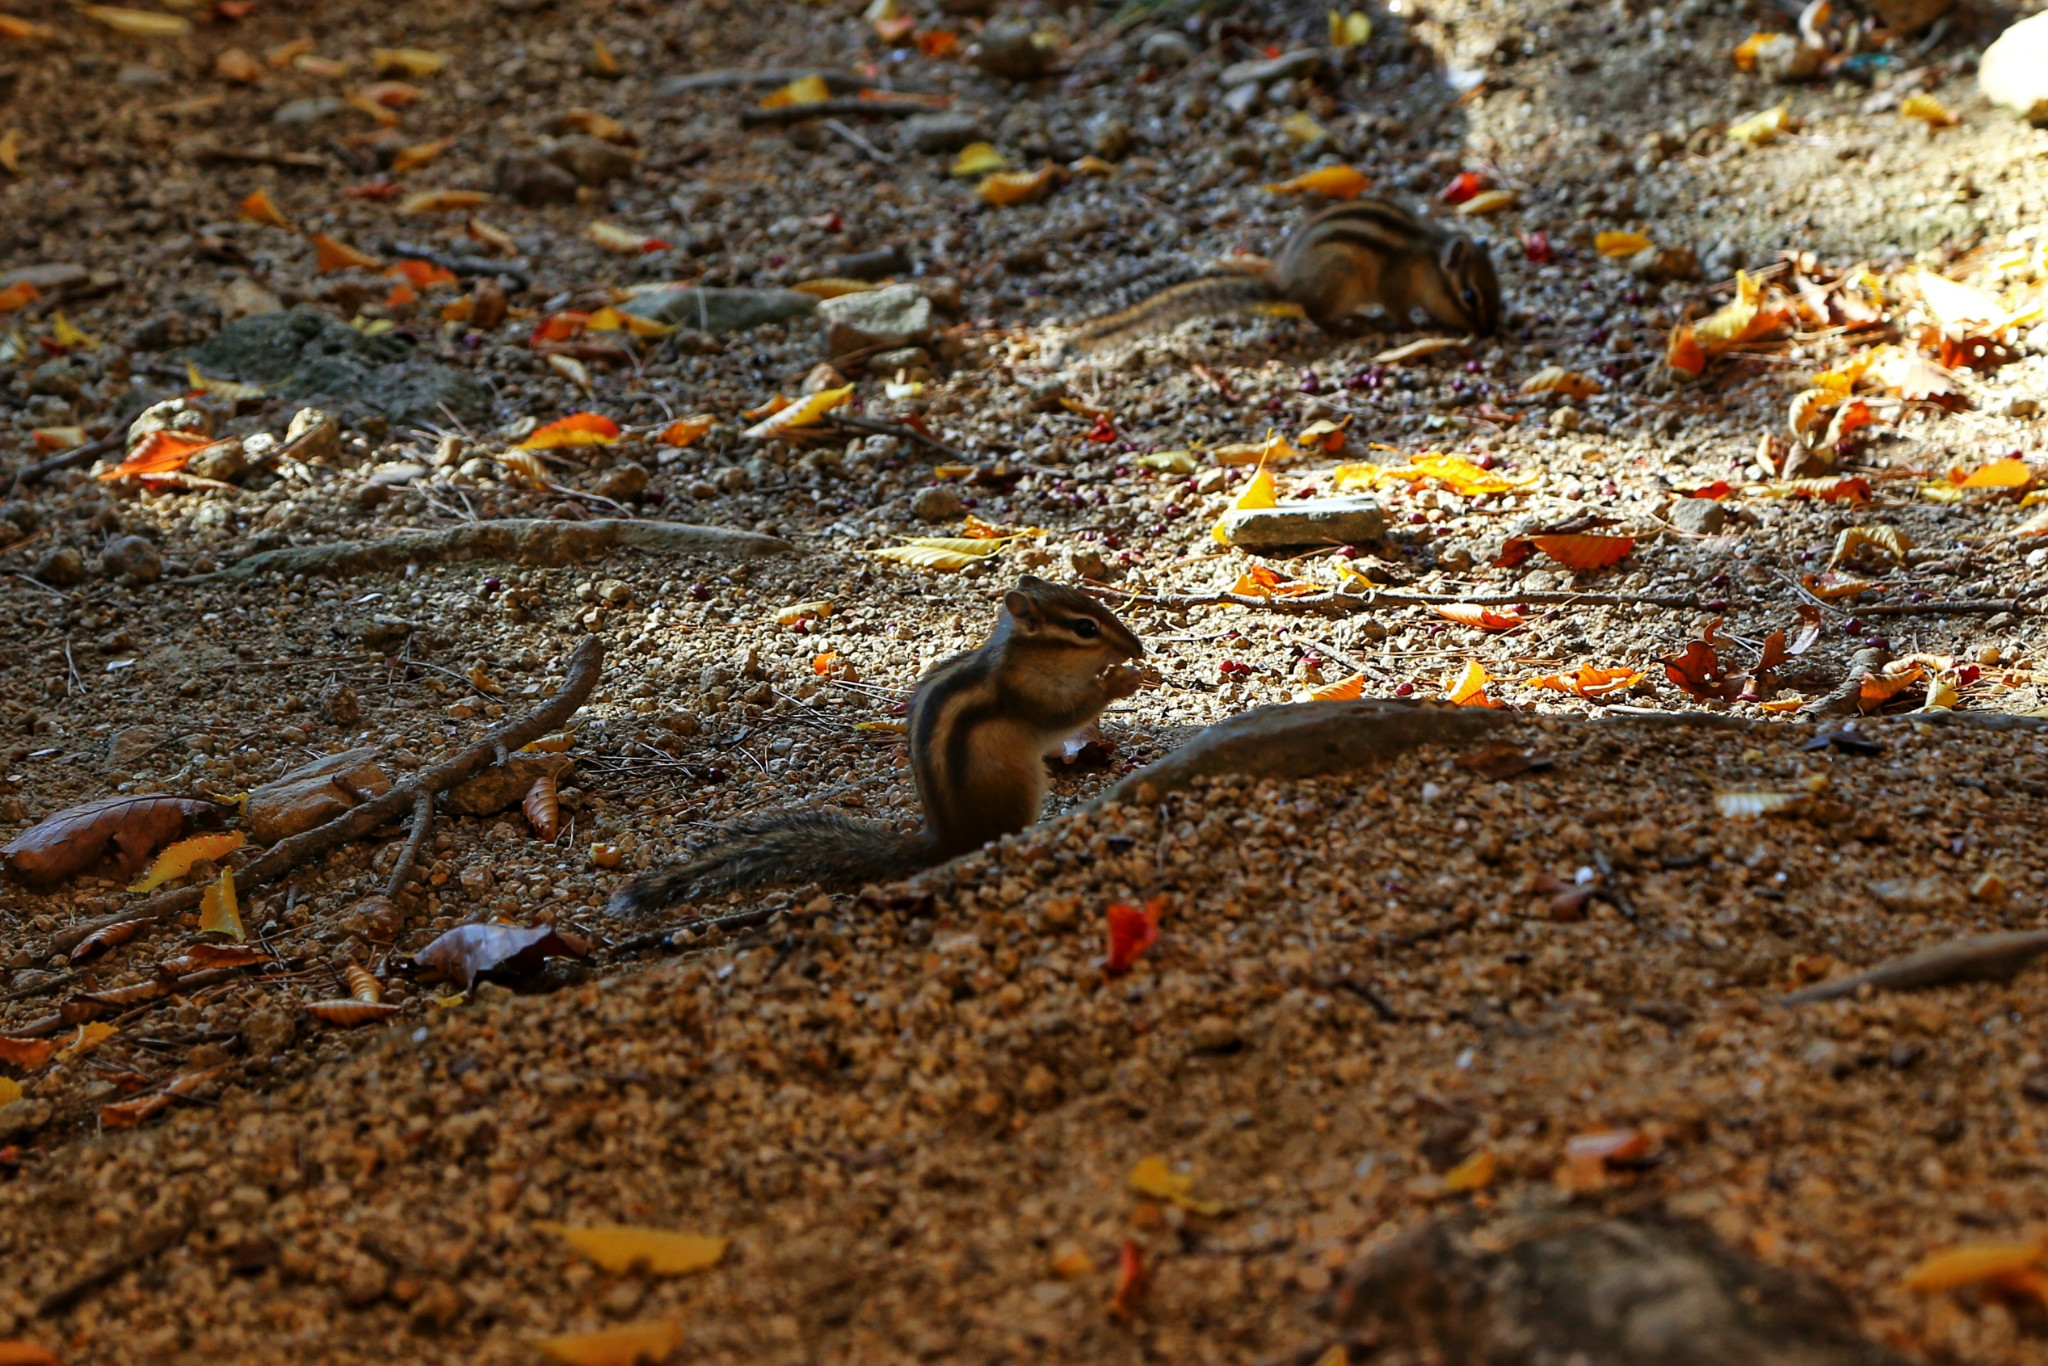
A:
1595,230,1651,258
372,46,448,78
1919,676,1959,712
1328,9,1371,49
588,220,667,254
977,165,1057,207
1727,105,1790,145
0,14,57,40
0,129,19,175
199,868,243,941
548,354,593,392
950,141,1010,177
759,74,830,108
1443,1150,1496,1192
589,39,621,76
399,189,492,215
128,832,245,893
499,450,549,489
788,277,876,299
0,1076,18,1106
1211,462,1282,542
535,1319,685,1366
1519,366,1601,399
51,312,97,349
864,544,983,571
534,1224,729,1275
1374,336,1469,364
58,1022,118,1061
392,135,455,173
1443,660,1495,706
741,383,853,439
1280,111,1327,143
1903,1242,2043,1292
1211,431,1303,466
1263,164,1369,199
775,600,834,625
1899,92,1956,127
237,187,293,230
1958,456,2032,487
1128,1156,1225,1215
78,5,191,38
1455,188,1517,215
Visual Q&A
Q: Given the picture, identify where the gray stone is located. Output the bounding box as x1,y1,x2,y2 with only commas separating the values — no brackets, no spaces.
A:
546,134,639,186
185,437,248,483
0,1099,52,1140
911,485,966,523
284,407,342,464
189,309,492,424
867,345,933,375
901,113,990,154
817,283,931,355
0,263,88,292
273,96,347,126
494,150,580,206
101,535,164,585
246,747,392,843
126,397,212,454
1981,12,2048,125
976,21,1056,79
593,462,650,501
239,1006,296,1057
1088,115,1134,162
29,360,83,400
1219,49,1319,89
107,725,164,770
1220,81,1264,119
1667,497,1727,536
623,287,818,334
1138,31,1198,68
1218,497,1385,549
33,546,87,587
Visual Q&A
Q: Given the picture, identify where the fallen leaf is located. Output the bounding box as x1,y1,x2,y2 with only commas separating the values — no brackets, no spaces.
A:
312,233,381,272
760,74,829,108
1374,336,1467,364
1520,366,1601,399
864,544,983,571
1532,533,1633,571
742,383,852,439
1665,638,1740,701
0,15,58,39
1263,165,1369,199
585,305,674,337
1442,1149,1496,1192
1328,8,1372,48
466,216,520,256
588,220,670,254
1455,188,1517,215
0,1036,57,1069
98,1092,175,1130
391,135,455,173
1830,524,1911,567
775,600,834,626
1304,673,1365,701
0,1343,59,1366
185,362,263,400
57,1022,117,1060
1859,662,1925,712
50,313,96,349
158,943,275,975
534,1320,685,1366
1432,603,1524,631
387,259,456,290
1129,1155,1225,1214
1443,660,1496,707
128,831,244,893
517,412,620,449
31,425,84,451
398,189,491,215
1754,474,1873,503
1665,321,1705,376
914,29,956,57
1105,900,1160,975
2,795,225,888
1956,456,2032,489
1595,230,1651,258
1870,348,1957,401
1280,111,1326,143
1527,664,1643,698
950,141,1010,177
304,999,402,1027
0,129,18,175
1109,1240,1145,1318
1727,105,1790,144
414,921,591,990
199,868,243,940
373,46,448,78
0,281,39,312
1904,1242,2044,1292
657,415,715,448
78,4,189,37
978,165,1058,207
1899,92,1956,128
1440,170,1485,204
535,1224,729,1275
1231,565,1320,599
523,773,561,841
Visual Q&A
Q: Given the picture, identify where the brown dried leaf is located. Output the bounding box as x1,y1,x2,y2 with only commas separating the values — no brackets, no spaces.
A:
524,773,562,841
1,795,225,888
62,979,168,1023
1663,639,1740,701
305,999,402,1027
68,918,153,963
1830,524,1912,568
0,1035,58,1070
413,922,592,990
98,1092,175,1130
158,943,276,976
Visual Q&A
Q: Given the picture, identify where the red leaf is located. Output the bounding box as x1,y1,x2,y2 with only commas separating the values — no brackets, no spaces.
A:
1105,902,1160,976
1440,171,1484,204
1532,533,1634,571
1,795,226,888
1663,639,1741,701
1110,1240,1145,1318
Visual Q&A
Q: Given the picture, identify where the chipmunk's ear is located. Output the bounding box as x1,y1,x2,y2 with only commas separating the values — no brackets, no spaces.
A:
1004,584,1044,629
1443,237,1470,272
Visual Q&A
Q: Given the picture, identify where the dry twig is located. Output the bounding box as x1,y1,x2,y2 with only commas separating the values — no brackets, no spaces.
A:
1783,930,2048,1005
1081,586,1703,618
0,433,122,498
739,98,931,128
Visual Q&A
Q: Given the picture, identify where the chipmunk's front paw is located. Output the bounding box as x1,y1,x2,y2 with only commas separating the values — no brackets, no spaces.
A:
1099,662,1145,701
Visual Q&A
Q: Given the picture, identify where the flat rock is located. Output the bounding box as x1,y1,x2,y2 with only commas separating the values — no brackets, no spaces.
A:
900,113,989,153
188,309,493,424
623,286,818,333
0,1100,52,1141
1218,497,1385,549
0,263,89,292
273,96,347,126
1219,49,1319,89
245,747,392,844
440,754,576,817
818,283,931,354
106,726,165,771
1981,11,2048,124
101,535,164,585
1667,497,1726,535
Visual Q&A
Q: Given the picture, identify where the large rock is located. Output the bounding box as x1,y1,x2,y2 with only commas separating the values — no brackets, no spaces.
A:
188,309,492,424
900,113,989,154
817,283,931,356
622,286,817,334
1217,497,1385,549
440,754,574,817
245,747,392,843
1981,12,2048,125
101,535,164,585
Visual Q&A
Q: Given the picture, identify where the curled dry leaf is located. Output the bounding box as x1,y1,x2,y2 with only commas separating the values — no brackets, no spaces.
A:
741,384,852,440
978,165,1057,207
159,943,274,976
129,831,245,893
534,1319,685,1366
657,415,715,448
1532,533,1633,571
63,979,168,1024
1129,1155,1225,1215
413,922,592,990
1262,165,1369,199
1519,365,1602,399
78,4,191,37
305,999,402,1027
1802,571,1875,602
345,962,383,1005
98,430,220,483
1305,673,1365,702
1373,336,1467,365
1904,1242,2043,1292
238,188,292,230
1527,665,1643,699
2,794,225,888
56,1022,117,1061
68,917,152,962
1830,524,1911,567
0,1036,58,1070
1432,603,1524,631
1595,231,1651,258
1443,660,1497,707
98,1092,175,1130
312,234,382,273
1859,663,1925,713
588,220,669,254
1231,565,1319,599
523,773,562,841
1455,188,1517,215
534,1223,729,1275
864,544,984,572
1665,638,1739,701
199,868,243,941
1442,1150,1497,1192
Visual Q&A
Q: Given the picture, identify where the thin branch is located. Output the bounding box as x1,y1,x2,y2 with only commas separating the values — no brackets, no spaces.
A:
0,433,122,498
49,637,606,955
739,98,931,128
826,413,972,462
384,790,436,899
822,117,895,164
1783,930,2048,1005
1081,586,1704,618
1857,589,2048,618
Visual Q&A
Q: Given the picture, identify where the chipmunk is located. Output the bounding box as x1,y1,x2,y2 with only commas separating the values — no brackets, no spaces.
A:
1072,198,1501,347
608,577,1144,914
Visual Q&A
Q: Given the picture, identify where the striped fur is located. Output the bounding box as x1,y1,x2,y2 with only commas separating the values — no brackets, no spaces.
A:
1069,275,1280,350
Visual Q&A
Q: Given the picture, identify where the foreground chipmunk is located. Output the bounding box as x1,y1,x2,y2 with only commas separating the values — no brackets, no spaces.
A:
1074,197,1501,347
609,577,1144,914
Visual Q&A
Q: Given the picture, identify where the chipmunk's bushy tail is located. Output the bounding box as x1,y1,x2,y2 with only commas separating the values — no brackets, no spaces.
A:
606,811,939,915
1069,274,1281,349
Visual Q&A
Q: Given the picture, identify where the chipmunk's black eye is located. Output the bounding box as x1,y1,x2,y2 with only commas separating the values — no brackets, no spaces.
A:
1069,618,1100,638
1463,285,1479,310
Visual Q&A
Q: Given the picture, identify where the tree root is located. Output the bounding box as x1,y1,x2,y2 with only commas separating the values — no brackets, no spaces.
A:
1081,586,1704,619
178,519,792,583
1796,645,1888,720
1782,929,2048,1005
48,636,606,956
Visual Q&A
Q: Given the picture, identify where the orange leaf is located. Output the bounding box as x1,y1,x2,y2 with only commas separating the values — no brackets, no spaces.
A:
914,29,957,57
392,135,455,173
1443,660,1496,707
529,311,589,345
1858,663,1924,712
98,1091,175,1129
1432,603,1524,631
0,1035,57,1069
1105,901,1160,975
305,999,402,1027
1263,165,1370,199
534,1320,685,1366
0,280,41,312
97,431,218,481
978,165,1058,207
398,189,492,215
1306,673,1364,701
517,413,621,450
534,1223,728,1275
388,258,457,288
812,651,838,676
312,233,381,273
1528,665,1642,698
0,1342,61,1366
1904,1242,2044,1292
215,46,262,83
1959,456,2032,489
1532,533,1633,571
384,281,417,308
657,415,715,448
346,961,382,1004
198,868,242,941
1665,321,1704,376
237,188,292,230
128,831,244,893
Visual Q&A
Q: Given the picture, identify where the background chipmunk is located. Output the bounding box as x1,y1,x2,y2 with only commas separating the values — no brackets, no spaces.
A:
609,577,1144,914
1073,198,1501,347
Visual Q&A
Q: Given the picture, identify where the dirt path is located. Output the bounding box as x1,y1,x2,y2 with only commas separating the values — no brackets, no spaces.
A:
1,0,2046,1358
